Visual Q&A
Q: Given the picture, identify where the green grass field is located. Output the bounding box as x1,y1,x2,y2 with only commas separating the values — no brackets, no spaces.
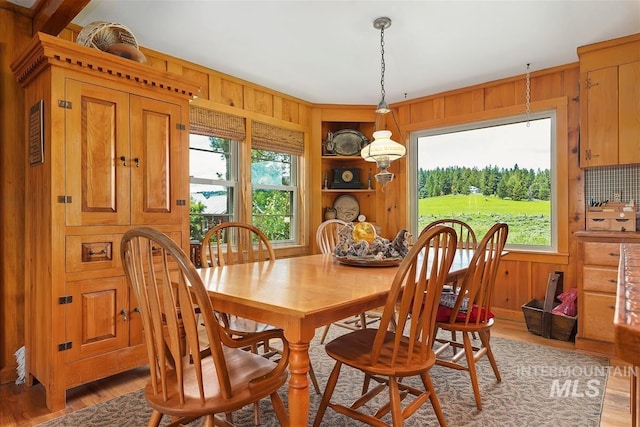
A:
418,194,551,246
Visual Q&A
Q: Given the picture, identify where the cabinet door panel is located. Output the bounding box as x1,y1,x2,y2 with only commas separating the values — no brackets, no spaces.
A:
130,96,184,225
619,61,640,164
582,291,615,343
65,80,130,226
584,66,618,167
64,276,129,362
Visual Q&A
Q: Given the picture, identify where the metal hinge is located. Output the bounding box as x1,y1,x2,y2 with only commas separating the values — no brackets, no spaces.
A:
57,196,72,203
176,123,186,131
58,296,73,304
58,342,72,351
176,199,186,206
58,100,72,109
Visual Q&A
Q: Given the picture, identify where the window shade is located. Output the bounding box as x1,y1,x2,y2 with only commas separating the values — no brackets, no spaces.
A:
190,106,246,141
251,121,304,156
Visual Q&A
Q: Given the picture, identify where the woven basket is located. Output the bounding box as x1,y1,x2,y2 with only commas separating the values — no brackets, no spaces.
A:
77,21,139,51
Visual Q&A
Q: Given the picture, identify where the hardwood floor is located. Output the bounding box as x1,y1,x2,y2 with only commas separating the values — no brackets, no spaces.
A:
0,319,632,426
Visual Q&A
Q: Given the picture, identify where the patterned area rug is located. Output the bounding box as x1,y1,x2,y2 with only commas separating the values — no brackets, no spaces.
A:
38,327,609,426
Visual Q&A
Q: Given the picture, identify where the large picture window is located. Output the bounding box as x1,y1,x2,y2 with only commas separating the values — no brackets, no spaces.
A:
410,111,556,251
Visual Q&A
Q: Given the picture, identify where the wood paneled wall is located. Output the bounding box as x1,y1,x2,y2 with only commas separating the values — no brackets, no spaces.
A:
0,7,31,384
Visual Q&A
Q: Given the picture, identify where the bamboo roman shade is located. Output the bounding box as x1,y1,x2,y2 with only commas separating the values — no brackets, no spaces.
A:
251,121,304,156
189,106,246,141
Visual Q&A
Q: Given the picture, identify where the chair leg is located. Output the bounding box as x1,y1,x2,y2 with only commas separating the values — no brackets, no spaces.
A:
479,329,501,382
388,376,402,425
362,373,372,395
320,324,331,344
309,361,321,394
313,361,342,427
359,312,367,329
270,391,289,427
148,410,163,427
253,402,260,425
421,371,446,427
463,332,482,410
202,414,216,427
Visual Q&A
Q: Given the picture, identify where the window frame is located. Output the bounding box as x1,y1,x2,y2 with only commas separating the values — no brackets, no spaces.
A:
250,149,299,245
188,134,239,240
409,109,559,252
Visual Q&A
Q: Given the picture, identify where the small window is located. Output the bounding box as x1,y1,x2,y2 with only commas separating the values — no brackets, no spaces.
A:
189,134,237,242
251,149,297,243
411,112,555,251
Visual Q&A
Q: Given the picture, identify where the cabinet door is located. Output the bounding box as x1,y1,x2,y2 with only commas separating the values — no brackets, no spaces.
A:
65,79,131,226
582,291,616,343
581,66,618,167
130,95,184,225
64,276,129,362
619,61,640,165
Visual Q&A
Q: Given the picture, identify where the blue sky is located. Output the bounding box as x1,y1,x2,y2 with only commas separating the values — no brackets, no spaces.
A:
416,118,551,171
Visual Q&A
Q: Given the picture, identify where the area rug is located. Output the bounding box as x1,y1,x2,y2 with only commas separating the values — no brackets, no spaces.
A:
38,329,609,426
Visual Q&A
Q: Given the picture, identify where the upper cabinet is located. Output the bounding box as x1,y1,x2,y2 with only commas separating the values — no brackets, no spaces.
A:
578,33,640,168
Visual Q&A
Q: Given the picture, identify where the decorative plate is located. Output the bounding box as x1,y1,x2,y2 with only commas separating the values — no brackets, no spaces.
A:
331,129,368,156
334,255,403,267
333,195,359,222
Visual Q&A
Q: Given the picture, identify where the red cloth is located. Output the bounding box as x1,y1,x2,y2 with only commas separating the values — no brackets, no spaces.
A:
551,288,578,317
436,304,495,323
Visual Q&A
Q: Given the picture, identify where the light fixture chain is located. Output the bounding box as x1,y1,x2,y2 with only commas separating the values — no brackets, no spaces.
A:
525,63,531,127
380,26,386,103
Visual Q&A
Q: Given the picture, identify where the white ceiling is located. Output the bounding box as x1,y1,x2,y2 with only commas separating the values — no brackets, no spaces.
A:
64,1,640,105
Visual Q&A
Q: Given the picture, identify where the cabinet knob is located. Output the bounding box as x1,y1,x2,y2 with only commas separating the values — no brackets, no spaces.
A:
120,309,128,321
134,157,140,168
119,156,127,166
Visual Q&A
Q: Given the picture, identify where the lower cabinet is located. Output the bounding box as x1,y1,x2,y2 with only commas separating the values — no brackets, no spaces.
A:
576,233,640,354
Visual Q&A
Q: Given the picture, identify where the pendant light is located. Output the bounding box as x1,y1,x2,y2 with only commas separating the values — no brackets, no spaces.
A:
361,17,406,185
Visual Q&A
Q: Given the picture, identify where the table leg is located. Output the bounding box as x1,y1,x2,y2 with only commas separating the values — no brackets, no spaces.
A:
287,340,311,425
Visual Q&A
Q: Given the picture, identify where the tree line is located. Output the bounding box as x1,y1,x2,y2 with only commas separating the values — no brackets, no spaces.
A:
418,164,551,201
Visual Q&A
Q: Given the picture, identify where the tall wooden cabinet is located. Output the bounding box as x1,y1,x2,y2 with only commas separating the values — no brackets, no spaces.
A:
11,33,198,411
578,33,640,167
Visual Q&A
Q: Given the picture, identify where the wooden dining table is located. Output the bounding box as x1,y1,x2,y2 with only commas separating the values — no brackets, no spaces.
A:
197,250,474,425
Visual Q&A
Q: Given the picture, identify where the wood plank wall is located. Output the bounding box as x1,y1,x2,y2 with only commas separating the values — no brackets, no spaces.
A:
0,7,32,384
0,11,585,381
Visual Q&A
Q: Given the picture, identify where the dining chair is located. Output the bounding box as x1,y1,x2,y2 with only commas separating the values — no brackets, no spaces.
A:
421,218,477,249
432,222,509,410
120,227,289,427
316,219,380,343
313,225,458,427
422,218,478,340
200,221,319,423
315,218,347,254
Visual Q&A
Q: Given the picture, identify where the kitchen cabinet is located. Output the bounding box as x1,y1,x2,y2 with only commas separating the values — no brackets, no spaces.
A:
578,33,640,167
11,33,198,411
575,231,640,354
